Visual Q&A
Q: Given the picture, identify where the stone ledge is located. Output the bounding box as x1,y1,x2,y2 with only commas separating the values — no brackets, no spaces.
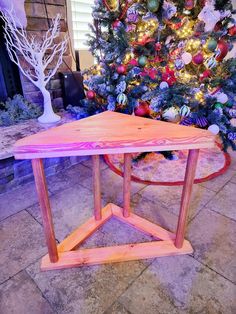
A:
0,112,76,160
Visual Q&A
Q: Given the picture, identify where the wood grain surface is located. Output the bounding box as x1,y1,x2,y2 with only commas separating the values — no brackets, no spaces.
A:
14,111,215,159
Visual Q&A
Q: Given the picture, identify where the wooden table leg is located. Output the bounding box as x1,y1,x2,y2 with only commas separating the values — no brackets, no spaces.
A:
32,159,58,263
175,149,199,249
123,153,132,217
92,155,102,220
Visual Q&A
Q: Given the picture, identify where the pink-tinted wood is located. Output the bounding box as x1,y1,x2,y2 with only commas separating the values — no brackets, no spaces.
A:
41,239,193,270
92,155,102,220
14,111,216,159
175,149,200,248
123,153,132,217
31,159,58,262
57,204,112,253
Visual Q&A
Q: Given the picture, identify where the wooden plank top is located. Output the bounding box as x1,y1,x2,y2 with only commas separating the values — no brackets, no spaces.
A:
14,111,216,159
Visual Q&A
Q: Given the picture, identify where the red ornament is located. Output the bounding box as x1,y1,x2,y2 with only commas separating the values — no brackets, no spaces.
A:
215,39,229,62
116,64,126,74
228,25,236,36
214,21,222,32
87,90,96,99
185,0,194,10
128,58,138,66
192,52,204,65
162,67,176,86
155,42,162,51
200,69,212,82
134,101,150,117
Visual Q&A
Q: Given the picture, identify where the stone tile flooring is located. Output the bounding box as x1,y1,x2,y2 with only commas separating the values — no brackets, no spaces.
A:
0,153,236,314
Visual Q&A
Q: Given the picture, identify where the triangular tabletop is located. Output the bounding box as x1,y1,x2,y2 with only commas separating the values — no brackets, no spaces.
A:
14,111,216,159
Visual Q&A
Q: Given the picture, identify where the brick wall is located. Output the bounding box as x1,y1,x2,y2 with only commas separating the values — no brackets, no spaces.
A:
21,0,72,110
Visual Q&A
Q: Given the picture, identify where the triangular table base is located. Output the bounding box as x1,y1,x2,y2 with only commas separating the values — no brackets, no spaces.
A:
41,203,193,271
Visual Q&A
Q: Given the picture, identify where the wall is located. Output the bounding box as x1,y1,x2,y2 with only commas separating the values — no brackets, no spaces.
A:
21,0,73,110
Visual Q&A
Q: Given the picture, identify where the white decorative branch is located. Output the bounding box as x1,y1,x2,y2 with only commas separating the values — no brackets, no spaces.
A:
1,10,68,123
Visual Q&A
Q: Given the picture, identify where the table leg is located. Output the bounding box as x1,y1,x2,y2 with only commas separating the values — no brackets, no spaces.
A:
92,155,102,220
123,153,132,217
31,159,58,263
175,149,199,249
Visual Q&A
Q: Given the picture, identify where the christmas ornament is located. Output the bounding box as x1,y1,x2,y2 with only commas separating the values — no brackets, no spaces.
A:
155,42,162,51
179,105,190,117
192,52,204,65
205,56,217,69
134,101,150,117
162,1,177,19
208,124,220,135
215,40,229,62
117,93,127,105
126,5,139,23
180,116,194,126
214,103,223,109
162,107,180,122
228,25,236,36
162,67,176,86
117,64,126,74
147,0,160,13
159,81,169,89
138,56,148,67
185,0,194,10
198,3,221,32
230,118,236,127
200,69,212,81
196,116,208,128
207,38,217,52
216,93,228,104
229,109,236,118
115,81,126,93
87,90,96,99
175,59,185,70
228,132,236,140
181,52,192,65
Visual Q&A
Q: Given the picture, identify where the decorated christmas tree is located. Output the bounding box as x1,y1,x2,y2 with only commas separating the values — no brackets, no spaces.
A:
73,0,236,151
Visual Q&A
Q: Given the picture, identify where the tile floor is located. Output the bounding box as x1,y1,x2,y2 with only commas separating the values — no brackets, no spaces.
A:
0,152,236,314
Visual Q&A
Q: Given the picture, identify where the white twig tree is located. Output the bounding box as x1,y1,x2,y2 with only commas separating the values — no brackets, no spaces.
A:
1,11,68,123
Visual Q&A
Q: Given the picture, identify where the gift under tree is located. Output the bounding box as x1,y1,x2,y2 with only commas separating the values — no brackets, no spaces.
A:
72,0,236,152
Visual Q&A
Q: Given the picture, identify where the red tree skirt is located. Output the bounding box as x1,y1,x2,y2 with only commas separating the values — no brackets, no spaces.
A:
104,145,231,186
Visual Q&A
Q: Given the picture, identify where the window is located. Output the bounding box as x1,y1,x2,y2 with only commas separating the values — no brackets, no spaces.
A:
69,0,94,50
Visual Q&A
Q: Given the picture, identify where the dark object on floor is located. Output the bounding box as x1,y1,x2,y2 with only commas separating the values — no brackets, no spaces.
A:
60,71,85,108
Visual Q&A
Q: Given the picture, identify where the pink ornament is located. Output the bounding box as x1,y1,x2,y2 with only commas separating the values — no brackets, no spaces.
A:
87,90,96,99
185,0,194,10
155,42,162,51
117,64,126,74
192,52,204,65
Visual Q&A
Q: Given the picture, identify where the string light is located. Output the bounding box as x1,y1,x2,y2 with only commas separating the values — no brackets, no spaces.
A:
195,91,204,102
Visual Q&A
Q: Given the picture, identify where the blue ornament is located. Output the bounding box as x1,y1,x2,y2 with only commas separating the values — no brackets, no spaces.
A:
196,116,208,127
180,116,194,126
175,59,185,70
117,93,128,105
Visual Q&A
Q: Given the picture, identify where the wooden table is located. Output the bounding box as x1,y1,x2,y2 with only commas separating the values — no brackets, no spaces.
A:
14,111,215,270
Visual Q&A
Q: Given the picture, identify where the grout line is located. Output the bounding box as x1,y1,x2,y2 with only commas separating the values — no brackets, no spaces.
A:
0,254,45,286
0,208,25,224
189,254,236,286
102,259,154,314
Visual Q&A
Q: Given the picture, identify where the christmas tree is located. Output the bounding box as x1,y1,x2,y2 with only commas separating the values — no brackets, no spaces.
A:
72,0,236,151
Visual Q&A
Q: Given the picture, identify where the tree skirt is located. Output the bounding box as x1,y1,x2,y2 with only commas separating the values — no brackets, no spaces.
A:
104,145,231,186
